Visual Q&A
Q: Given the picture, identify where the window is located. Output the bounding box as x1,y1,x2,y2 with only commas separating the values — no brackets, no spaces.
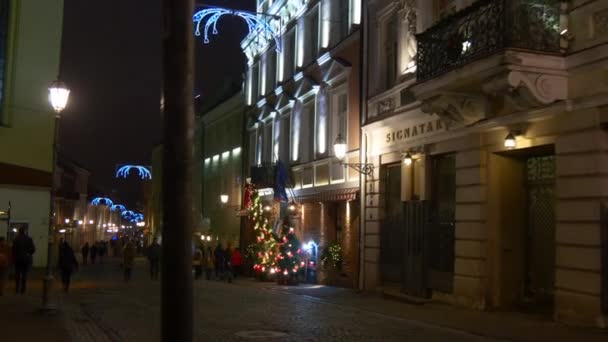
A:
316,90,328,156
0,0,9,120
251,63,260,103
263,122,273,163
328,0,350,46
306,7,319,64
282,29,296,81
265,48,277,95
331,90,348,156
279,113,291,163
384,16,397,89
299,101,314,163
291,108,300,161
256,132,263,165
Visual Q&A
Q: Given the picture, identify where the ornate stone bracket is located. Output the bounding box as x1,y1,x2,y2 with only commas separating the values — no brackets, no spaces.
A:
420,92,488,128
483,70,568,110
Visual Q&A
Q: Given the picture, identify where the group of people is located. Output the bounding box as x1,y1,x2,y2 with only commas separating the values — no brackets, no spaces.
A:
0,228,36,296
192,243,243,283
80,241,108,265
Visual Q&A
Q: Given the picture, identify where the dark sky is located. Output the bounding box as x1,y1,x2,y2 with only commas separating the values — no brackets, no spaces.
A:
60,0,252,207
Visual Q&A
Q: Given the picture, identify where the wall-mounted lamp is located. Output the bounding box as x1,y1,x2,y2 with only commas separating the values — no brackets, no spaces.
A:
333,134,374,176
403,153,413,166
504,132,517,149
64,218,70,224
220,194,229,204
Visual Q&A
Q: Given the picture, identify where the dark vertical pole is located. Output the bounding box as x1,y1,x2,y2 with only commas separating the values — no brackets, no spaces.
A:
161,0,194,341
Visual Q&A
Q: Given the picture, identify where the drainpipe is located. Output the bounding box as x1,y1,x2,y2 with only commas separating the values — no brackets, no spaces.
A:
358,0,369,291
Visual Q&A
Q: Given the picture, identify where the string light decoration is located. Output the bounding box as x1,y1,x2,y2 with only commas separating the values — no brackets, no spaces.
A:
115,165,152,180
121,210,135,218
245,182,278,276
91,197,114,206
110,204,126,212
193,6,281,52
276,224,302,285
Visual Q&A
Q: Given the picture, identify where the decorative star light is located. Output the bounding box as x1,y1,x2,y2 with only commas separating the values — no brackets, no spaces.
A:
110,204,126,212
115,165,152,180
193,6,281,52
91,197,114,206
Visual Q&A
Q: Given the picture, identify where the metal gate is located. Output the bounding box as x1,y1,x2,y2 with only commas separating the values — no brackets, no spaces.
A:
525,155,555,305
427,154,456,293
402,201,430,297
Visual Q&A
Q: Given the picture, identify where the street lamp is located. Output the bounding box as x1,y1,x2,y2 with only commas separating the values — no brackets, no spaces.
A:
219,194,229,204
43,78,70,310
332,134,374,176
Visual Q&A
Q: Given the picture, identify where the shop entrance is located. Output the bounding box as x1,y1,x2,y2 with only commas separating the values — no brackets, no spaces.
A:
380,163,403,284
523,155,555,310
427,154,455,293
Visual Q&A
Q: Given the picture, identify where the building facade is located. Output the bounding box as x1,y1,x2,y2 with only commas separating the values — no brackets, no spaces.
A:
242,0,363,287
200,92,246,248
0,0,65,267
361,0,608,327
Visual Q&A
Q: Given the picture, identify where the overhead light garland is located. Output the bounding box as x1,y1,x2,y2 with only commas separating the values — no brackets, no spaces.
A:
193,6,282,52
115,165,152,180
91,197,114,206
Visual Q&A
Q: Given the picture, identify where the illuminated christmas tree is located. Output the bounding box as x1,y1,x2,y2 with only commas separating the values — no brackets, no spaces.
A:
276,220,302,285
246,182,277,276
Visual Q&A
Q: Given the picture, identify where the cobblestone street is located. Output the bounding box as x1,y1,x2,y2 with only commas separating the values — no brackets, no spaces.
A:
54,258,493,341
2,258,606,342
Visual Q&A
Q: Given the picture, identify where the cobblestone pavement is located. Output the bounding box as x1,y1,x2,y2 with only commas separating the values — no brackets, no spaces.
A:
58,258,498,342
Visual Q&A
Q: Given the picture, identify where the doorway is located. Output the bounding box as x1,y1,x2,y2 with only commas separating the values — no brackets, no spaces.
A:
381,163,403,284
523,155,555,311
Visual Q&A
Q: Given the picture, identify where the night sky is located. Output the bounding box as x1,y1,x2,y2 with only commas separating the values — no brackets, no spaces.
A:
59,0,252,207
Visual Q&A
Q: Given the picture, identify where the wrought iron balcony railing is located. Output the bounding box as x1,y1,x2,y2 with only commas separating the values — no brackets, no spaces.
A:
416,0,561,82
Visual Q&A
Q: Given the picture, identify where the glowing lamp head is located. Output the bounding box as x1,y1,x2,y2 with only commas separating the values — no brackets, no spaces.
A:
403,153,413,166
333,134,347,160
89,220,94,224
77,220,83,225
220,194,229,204
48,79,70,113
504,132,517,149
206,236,211,242
263,205,272,212
64,218,70,224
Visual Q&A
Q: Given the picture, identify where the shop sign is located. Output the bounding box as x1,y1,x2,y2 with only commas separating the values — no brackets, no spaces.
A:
384,118,445,144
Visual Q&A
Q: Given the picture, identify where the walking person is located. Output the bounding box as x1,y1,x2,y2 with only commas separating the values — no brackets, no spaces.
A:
231,247,243,279
147,239,161,280
123,241,136,282
81,242,89,265
0,237,11,296
223,245,233,283
204,246,214,280
90,242,98,264
98,241,106,264
12,227,35,294
214,243,224,279
193,245,203,280
58,240,78,293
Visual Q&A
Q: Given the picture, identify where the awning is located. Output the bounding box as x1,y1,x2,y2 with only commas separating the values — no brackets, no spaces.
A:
297,188,359,203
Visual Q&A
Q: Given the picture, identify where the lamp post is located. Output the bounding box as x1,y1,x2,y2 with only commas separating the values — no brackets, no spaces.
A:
42,79,70,310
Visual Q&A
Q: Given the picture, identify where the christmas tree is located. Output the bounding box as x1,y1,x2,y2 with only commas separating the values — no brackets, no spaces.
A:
245,182,277,276
276,219,302,285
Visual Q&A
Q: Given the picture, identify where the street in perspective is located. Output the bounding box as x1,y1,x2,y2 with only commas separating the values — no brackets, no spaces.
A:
2,0,608,341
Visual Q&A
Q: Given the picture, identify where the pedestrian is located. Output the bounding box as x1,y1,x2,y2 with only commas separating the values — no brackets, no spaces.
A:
58,240,78,292
0,237,11,296
193,245,203,280
81,242,89,265
90,242,98,264
223,245,233,283
204,246,214,280
12,227,35,294
147,239,161,280
123,241,136,282
98,241,106,264
214,243,224,279
231,247,243,279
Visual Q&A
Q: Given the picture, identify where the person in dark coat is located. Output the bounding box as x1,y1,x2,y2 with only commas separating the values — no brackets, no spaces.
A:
12,227,35,294
98,241,106,263
214,243,224,279
90,242,98,264
223,246,233,283
81,242,90,265
58,240,78,292
147,240,161,280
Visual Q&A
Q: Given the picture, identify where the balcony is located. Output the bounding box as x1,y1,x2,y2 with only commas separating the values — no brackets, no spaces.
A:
416,0,561,82
410,0,567,129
